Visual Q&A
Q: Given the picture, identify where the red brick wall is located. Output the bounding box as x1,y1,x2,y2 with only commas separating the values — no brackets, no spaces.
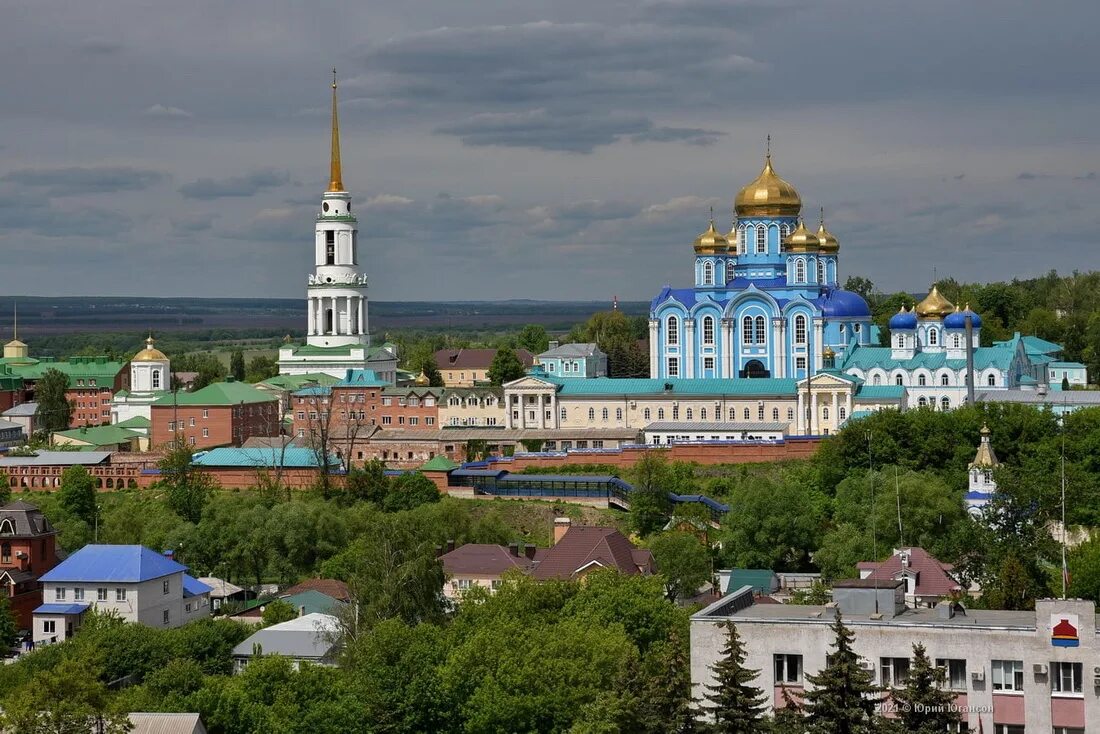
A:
1,534,60,629
500,439,822,471
377,393,439,430
67,387,113,427
290,386,384,444
151,401,280,450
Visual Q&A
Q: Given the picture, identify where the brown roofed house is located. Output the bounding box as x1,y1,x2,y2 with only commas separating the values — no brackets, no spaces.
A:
281,578,351,603
439,542,539,600
856,547,962,608
433,348,535,388
532,519,655,581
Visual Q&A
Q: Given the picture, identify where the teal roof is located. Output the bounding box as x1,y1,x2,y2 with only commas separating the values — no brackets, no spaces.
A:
1019,335,1063,356
1050,361,1086,369
192,447,337,468
336,369,387,387
547,377,799,396
257,373,340,390
854,385,906,400
846,410,874,421
839,344,1015,373
116,416,151,429
723,569,779,594
1018,375,1038,385
284,344,358,357
152,380,275,406
54,425,140,446
234,589,343,617
10,356,124,387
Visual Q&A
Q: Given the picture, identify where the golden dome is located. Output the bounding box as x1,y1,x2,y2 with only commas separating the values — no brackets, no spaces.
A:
823,346,836,359
734,154,802,218
914,286,955,319
816,209,839,253
783,218,820,253
414,371,430,386
693,219,729,255
132,336,168,363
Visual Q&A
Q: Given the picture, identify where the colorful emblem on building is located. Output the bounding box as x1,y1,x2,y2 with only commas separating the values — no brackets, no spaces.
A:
1051,614,1079,647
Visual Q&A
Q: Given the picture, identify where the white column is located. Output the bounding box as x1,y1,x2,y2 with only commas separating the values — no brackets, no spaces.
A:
307,297,315,335
773,318,786,378
358,297,365,335
810,391,818,435
648,320,659,378
797,391,805,435
721,319,733,378
684,319,695,378
833,391,839,430
846,390,853,419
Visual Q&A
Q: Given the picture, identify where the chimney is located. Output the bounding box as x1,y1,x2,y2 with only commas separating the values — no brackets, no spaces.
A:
508,542,520,557
16,551,28,572
446,539,456,554
548,340,559,350
553,517,571,545
524,543,537,560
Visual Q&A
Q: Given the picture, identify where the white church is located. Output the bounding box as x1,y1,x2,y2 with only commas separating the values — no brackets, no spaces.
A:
111,336,170,426
276,72,398,382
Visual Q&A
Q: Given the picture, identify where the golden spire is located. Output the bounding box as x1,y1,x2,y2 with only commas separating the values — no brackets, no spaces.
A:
327,68,344,192
733,139,802,218
914,285,955,319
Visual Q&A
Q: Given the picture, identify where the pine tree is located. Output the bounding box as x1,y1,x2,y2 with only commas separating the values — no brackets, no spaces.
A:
229,349,246,381
889,643,961,733
35,368,72,433
803,612,882,734
638,630,699,733
702,621,768,733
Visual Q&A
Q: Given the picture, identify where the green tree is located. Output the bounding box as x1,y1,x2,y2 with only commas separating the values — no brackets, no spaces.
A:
0,594,18,649
157,445,217,523
487,347,527,385
517,324,550,354
844,276,876,303
718,477,826,572
245,355,279,383
890,643,962,733
0,658,132,734
0,470,10,505
802,613,882,734
35,368,72,433
630,451,674,536
344,459,390,505
1068,538,1100,603
59,464,97,525
261,598,299,627
701,621,767,733
229,349,246,381
172,352,227,391
649,531,712,601
382,471,441,512
636,631,699,734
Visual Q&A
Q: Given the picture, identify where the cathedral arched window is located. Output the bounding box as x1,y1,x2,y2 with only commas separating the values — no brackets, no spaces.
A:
755,226,767,254
666,316,679,346
742,316,754,345
726,261,736,282
737,225,746,253
658,408,665,420
928,329,938,346
918,397,927,407
616,408,622,421
795,259,806,283
588,408,595,421
686,408,693,420
918,374,927,386
702,316,715,346
794,315,807,345
896,334,904,348
987,374,996,386
823,407,830,420
772,407,779,421
896,375,904,386
702,262,714,285
729,407,736,421
781,224,791,240
941,374,950,386
839,407,847,420
743,407,750,420
787,408,794,421
560,407,567,421
754,316,766,344
817,260,826,284
952,334,961,349
873,375,882,385
602,408,609,421
700,407,707,420
151,370,161,389
644,408,651,420
941,397,950,411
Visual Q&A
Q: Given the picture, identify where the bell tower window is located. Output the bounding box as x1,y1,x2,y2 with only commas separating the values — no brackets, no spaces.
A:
795,260,805,283
325,230,335,265
152,370,160,389
755,226,767,254
702,262,714,285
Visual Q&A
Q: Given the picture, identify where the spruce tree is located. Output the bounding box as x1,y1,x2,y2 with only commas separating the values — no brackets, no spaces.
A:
638,630,699,733
890,643,961,733
770,686,806,734
803,612,882,734
702,621,767,733
229,349,246,381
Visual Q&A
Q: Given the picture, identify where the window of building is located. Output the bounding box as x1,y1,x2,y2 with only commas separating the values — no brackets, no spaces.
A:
880,657,910,687
601,408,609,421
918,374,927,386
381,416,391,425
43,620,55,634
685,408,693,421
1052,661,1082,694
72,586,84,601
55,587,66,601
325,230,335,264
667,316,679,346
616,408,623,421
742,316,754,346
116,588,127,601
756,404,763,420
940,374,950,386
952,334,961,349
896,375,904,386
97,588,107,601
152,370,160,389
988,374,996,386
991,660,1023,691
658,408,665,420
410,417,419,426
202,428,209,438
0,543,8,564
918,397,927,407
796,357,806,371
934,659,967,690
817,260,826,283
703,261,714,285
794,315,807,344
737,226,745,252
561,407,567,421
755,316,766,344
774,654,803,684
928,328,938,346
795,259,805,283
755,225,767,253
702,316,715,345
162,579,170,595
941,397,950,411
189,417,195,427
588,408,595,422
726,261,736,282
743,407,750,420
667,358,679,377
994,726,1024,734
163,609,170,626
189,437,195,446
643,408,651,420
822,407,830,420
787,408,794,420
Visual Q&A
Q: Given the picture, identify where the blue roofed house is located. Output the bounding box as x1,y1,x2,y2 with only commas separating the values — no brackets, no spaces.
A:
33,545,211,646
536,342,608,379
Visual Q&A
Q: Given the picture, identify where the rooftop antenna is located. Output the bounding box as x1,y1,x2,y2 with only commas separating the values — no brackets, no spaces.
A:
1061,394,1069,599
895,465,904,546
866,430,879,614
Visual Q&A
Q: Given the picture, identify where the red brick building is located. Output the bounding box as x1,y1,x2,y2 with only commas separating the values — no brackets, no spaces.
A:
0,500,60,630
377,386,441,429
151,380,280,450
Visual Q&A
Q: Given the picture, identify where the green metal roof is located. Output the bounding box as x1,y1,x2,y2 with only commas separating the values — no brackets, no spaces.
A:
723,569,779,594
116,416,151,428
10,356,124,387
839,344,1016,373
419,456,458,471
257,372,340,390
547,377,799,396
854,385,907,400
54,425,140,446
284,344,359,357
152,380,276,407
1018,335,1062,356
1050,361,1086,369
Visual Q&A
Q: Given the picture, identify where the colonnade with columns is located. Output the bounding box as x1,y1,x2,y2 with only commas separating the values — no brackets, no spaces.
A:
306,294,366,337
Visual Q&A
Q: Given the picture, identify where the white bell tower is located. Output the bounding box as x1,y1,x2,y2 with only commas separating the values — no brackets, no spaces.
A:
306,69,369,348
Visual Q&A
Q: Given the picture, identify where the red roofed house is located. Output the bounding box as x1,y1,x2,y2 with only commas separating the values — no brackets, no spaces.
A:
438,518,655,601
857,547,962,608
281,578,350,603
433,348,535,388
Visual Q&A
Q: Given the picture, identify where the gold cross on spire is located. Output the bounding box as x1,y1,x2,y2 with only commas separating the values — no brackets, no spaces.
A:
327,67,344,192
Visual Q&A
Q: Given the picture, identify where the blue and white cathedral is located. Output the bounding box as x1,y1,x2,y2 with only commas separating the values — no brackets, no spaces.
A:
649,151,873,380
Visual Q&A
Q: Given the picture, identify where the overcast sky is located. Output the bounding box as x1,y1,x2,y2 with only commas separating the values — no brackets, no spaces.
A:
2,0,1098,301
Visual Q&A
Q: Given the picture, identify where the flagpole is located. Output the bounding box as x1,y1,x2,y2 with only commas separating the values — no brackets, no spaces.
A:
1061,394,1068,600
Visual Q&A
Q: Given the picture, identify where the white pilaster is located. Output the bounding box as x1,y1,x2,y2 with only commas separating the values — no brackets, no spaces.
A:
648,320,659,377
813,319,825,371
684,319,695,379
773,318,786,378
721,319,733,378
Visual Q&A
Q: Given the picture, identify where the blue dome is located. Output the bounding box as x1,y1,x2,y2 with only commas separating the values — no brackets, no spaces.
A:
888,308,918,330
815,289,871,319
944,309,982,330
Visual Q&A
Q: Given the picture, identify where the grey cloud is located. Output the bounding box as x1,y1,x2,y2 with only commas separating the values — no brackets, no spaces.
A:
179,170,291,200
2,166,165,197
631,126,726,146
78,37,123,55
637,0,802,28
169,214,217,238
1017,172,1052,181
143,104,193,118
0,191,131,238
1074,172,1097,181
436,109,657,153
